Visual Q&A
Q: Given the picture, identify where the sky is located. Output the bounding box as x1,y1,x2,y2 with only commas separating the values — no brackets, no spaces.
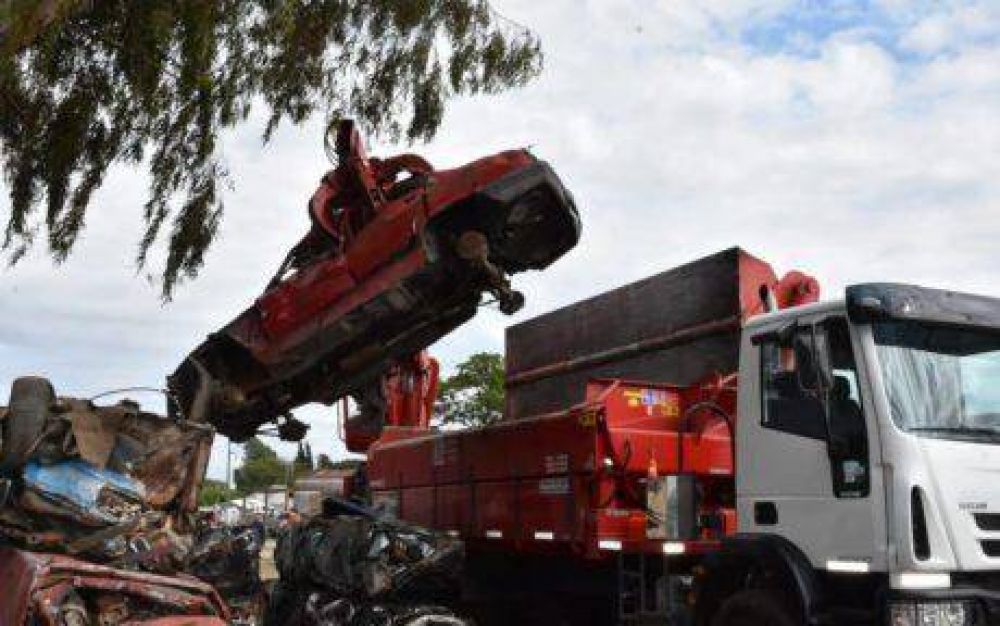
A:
1,0,999,482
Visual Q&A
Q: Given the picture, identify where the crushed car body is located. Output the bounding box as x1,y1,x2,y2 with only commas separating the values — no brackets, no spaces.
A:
187,524,267,624
266,498,470,626
0,546,230,625
20,459,146,527
0,377,246,624
170,120,580,442
0,377,214,562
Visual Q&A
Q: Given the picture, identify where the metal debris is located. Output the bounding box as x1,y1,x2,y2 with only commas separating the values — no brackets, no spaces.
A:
266,498,470,626
0,378,213,561
0,546,231,625
0,377,233,624
188,525,268,624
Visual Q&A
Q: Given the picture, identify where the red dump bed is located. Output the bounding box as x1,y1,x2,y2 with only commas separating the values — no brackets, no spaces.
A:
368,248,817,559
370,378,735,559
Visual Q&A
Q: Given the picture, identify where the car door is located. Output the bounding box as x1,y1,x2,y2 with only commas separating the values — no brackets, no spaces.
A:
738,315,887,572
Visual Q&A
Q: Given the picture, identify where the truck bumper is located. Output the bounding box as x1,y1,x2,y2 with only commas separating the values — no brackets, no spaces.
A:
887,585,1000,626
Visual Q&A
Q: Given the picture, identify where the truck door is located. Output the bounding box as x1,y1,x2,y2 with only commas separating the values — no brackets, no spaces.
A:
738,315,886,572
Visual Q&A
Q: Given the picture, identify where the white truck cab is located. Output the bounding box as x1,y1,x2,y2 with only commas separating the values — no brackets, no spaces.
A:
721,283,1000,625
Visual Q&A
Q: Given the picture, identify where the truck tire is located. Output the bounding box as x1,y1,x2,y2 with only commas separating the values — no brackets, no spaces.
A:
0,376,54,475
711,590,799,626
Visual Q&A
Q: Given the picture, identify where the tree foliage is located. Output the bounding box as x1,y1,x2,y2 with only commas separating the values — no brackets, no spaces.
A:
438,351,504,428
316,453,362,470
293,441,314,478
198,478,239,507
0,1,542,297
316,453,335,470
234,436,288,494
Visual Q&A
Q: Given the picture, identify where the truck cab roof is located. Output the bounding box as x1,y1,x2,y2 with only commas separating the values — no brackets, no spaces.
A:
745,298,846,330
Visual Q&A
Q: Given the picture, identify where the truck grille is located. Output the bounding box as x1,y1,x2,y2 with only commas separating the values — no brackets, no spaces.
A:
982,540,1000,558
974,513,1000,532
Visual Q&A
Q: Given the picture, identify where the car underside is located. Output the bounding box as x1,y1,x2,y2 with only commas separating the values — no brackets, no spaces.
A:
169,122,580,441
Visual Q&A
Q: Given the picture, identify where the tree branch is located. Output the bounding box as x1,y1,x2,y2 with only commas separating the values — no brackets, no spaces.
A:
1,0,91,55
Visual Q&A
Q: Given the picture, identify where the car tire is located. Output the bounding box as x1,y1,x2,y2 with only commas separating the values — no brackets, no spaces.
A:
711,590,799,626
0,376,54,475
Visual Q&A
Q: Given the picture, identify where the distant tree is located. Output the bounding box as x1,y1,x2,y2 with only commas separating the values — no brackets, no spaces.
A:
316,453,336,470
438,352,504,428
293,441,314,478
198,478,238,507
0,1,543,297
244,436,278,462
234,436,287,494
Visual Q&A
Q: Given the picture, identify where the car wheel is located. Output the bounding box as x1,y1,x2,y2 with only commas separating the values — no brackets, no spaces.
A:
711,590,799,626
0,376,54,475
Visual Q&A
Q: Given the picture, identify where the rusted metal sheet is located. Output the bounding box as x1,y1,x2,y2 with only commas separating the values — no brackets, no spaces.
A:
0,547,230,625
504,248,781,419
0,381,216,573
130,619,227,626
69,400,126,469
0,548,38,626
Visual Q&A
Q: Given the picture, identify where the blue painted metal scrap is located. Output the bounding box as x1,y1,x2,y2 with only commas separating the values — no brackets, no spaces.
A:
22,459,146,525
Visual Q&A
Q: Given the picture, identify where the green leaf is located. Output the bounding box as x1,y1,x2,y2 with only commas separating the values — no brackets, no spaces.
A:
0,0,543,297
439,351,504,428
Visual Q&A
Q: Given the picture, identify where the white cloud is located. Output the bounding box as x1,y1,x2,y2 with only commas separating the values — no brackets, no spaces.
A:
900,3,1000,55
2,1,999,479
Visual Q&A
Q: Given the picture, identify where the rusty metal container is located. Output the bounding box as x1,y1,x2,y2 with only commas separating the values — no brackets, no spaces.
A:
504,248,780,419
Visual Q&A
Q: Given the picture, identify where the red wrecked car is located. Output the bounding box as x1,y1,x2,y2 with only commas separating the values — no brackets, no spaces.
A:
0,546,230,626
169,122,579,441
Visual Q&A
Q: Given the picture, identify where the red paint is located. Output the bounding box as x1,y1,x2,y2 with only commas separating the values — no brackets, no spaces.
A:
369,379,737,559
345,351,440,453
246,146,536,368
367,254,819,562
0,547,230,626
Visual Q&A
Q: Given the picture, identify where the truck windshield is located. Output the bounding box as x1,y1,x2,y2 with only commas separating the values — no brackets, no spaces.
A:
874,320,1000,442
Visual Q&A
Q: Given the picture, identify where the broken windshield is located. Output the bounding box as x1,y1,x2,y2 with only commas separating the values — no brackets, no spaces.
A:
874,320,1000,442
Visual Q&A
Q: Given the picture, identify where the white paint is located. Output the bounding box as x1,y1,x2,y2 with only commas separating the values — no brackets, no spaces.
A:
825,560,871,574
891,572,952,590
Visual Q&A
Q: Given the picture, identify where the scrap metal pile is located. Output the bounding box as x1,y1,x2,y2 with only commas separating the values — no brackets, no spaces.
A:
0,378,211,560
266,499,469,626
188,524,269,622
0,546,231,625
0,121,576,624
0,376,243,624
0,378,469,625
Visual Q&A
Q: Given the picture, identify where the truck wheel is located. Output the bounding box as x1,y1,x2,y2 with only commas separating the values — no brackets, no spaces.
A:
711,590,798,626
0,376,54,475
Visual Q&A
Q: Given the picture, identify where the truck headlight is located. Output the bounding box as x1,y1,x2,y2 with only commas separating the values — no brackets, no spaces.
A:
889,601,973,626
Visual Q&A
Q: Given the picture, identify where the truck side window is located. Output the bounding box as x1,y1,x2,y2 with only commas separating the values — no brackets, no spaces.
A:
760,327,828,440
821,317,870,498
